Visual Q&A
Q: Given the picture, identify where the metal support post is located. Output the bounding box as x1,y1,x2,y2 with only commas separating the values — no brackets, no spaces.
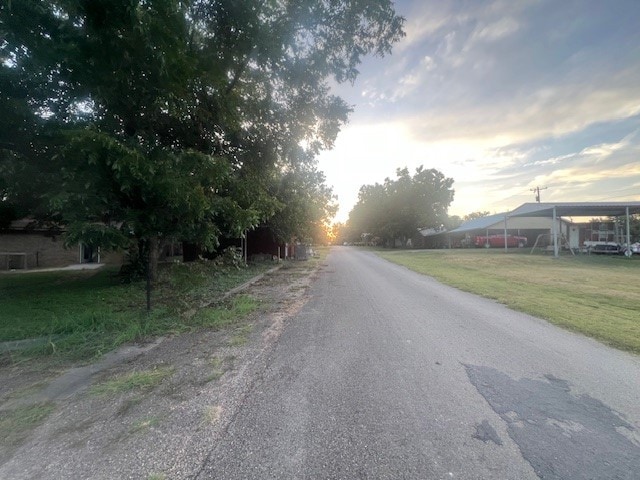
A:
626,207,631,258
504,214,508,252
552,206,558,257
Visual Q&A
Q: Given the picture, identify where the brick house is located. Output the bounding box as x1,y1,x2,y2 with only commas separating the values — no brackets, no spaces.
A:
0,219,124,270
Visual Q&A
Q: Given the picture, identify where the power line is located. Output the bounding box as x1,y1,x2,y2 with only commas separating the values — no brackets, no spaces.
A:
530,186,548,203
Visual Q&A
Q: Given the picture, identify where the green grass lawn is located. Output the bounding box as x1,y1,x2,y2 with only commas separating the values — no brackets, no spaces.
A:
0,261,276,361
376,249,640,354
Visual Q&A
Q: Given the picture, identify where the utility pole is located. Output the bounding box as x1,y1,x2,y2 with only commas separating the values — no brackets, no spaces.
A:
530,186,547,203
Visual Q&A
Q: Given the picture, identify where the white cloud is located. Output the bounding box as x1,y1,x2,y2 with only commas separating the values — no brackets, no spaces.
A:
402,73,640,146
579,132,637,159
396,4,456,53
468,17,520,44
542,164,640,185
319,0,640,222
421,55,437,70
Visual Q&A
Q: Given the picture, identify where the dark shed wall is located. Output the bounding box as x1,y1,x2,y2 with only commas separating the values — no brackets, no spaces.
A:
247,227,280,257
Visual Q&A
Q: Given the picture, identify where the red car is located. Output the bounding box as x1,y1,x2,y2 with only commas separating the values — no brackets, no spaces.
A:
474,235,528,248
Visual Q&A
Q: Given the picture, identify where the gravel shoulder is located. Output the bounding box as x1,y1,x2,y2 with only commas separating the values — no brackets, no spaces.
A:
0,260,323,479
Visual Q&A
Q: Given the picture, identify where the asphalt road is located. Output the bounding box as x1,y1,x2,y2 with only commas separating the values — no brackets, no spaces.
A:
196,247,640,479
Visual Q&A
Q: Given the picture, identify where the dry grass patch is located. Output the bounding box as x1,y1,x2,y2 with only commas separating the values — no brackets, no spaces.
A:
0,402,56,449
91,367,174,395
203,405,223,425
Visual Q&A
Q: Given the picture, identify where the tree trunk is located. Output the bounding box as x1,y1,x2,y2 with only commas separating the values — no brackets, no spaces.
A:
145,236,160,312
148,236,159,282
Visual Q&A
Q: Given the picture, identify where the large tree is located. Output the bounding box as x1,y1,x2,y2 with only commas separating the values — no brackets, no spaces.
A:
463,211,491,221
267,162,337,245
348,166,454,246
0,0,404,277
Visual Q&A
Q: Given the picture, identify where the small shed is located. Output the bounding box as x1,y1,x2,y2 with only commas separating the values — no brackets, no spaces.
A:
416,228,449,249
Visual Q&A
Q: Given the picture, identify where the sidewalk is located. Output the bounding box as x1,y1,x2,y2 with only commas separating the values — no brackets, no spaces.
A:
0,263,105,274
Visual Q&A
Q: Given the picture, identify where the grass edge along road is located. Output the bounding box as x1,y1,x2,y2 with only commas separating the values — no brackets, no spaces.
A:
0,249,328,462
376,249,640,355
0,246,329,363
0,261,274,362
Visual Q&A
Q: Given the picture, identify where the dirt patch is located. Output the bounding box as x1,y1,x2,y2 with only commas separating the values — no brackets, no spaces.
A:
0,259,325,479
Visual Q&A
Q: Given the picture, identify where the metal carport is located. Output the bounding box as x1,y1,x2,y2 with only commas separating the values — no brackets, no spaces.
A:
508,202,640,257
447,212,511,247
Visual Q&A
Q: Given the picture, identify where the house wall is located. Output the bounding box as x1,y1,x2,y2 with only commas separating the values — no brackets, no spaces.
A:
484,218,571,247
95,250,125,266
0,231,124,269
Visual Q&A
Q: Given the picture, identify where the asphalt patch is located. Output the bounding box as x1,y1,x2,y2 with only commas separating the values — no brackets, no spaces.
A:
465,364,640,480
473,419,503,446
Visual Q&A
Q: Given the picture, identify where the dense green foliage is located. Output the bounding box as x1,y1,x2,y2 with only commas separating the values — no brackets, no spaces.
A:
612,215,640,243
267,164,337,244
0,0,404,272
346,166,454,246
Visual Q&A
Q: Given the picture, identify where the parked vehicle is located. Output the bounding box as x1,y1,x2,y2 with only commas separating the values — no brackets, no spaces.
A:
583,241,639,255
620,242,640,256
590,244,620,254
474,235,528,248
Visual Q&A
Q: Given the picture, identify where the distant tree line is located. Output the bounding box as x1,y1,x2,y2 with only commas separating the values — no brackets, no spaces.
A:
344,166,454,246
0,0,404,278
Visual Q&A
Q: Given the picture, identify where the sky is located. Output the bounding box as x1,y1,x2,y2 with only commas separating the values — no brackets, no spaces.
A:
317,0,640,223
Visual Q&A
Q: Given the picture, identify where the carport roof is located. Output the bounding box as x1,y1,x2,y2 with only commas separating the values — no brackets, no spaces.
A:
449,212,509,234
508,202,640,218
448,201,640,235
